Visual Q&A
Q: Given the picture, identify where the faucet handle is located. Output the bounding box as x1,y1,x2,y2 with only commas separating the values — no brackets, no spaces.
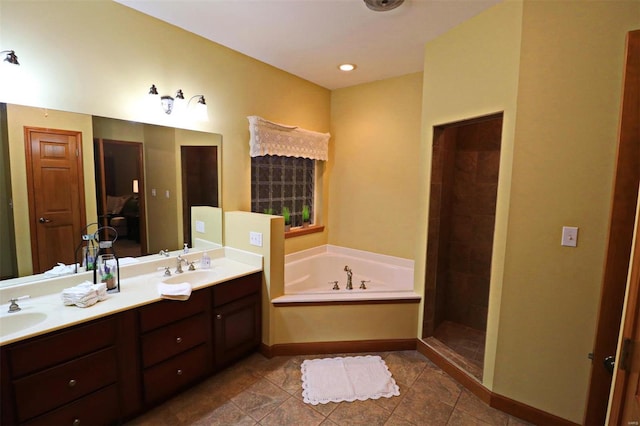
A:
359,280,370,289
188,261,196,271
8,295,29,313
164,267,171,277
329,281,340,290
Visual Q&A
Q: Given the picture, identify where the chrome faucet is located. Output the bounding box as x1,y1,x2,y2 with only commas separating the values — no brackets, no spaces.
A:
8,296,29,313
175,255,186,274
344,266,353,290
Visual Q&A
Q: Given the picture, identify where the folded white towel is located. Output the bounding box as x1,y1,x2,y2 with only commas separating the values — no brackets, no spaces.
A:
61,281,107,307
76,281,108,301
157,282,192,301
45,263,79,278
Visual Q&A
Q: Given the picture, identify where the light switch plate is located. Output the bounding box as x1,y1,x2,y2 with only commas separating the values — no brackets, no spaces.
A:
249,231,263,247
195,220,205,233
561,226,579,247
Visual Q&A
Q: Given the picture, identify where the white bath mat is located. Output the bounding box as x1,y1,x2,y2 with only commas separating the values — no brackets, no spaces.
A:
301,355,400,405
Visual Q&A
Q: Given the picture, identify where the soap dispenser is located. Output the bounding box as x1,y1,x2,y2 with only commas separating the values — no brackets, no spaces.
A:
200,251,211,269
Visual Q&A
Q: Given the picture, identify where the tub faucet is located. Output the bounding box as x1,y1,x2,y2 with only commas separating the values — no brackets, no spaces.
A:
175,255,186,274
344,266,353,290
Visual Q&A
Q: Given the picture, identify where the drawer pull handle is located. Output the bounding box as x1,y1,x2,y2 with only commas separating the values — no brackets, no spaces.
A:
68,379,77,387
72,418,81,426
176,337,183,344
177,369,183,376
216,314,222,320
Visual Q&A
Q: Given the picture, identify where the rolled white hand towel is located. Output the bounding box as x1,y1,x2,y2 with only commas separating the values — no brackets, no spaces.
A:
45,263,79,278
157,282,192,301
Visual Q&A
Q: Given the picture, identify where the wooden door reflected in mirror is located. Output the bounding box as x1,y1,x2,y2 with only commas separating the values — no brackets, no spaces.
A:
94,139,147,257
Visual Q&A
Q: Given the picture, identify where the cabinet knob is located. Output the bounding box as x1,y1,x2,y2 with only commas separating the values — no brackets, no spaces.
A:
72,419,81,426
177,369,183,376
216,314,222,320
68,379,77,387
176,337,182,344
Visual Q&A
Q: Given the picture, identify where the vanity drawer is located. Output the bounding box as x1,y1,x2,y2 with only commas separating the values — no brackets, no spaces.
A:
22,384,119,426
139,289,210,332
141,313,209,368
143,344,209,404
213,273,261,307
8,317,117,377
13,347,118,422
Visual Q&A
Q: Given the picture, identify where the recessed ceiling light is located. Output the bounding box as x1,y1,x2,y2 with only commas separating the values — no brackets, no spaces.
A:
338,63,356,72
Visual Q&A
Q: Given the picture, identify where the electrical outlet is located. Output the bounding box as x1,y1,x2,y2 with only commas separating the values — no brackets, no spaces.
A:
196,220,205,233
561,226,579,247
249,231,263,247
151,188,156,197
165,190,170,199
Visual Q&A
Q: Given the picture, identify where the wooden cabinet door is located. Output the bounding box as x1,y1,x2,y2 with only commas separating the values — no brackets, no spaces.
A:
213,293,261,368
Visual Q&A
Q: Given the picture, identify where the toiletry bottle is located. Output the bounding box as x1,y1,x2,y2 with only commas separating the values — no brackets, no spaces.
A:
200,251,211,269
183,243,189,254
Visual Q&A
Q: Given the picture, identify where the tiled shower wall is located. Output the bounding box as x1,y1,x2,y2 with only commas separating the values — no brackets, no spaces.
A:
424,116,502,335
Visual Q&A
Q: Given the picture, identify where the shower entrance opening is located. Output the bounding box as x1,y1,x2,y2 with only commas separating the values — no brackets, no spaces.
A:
422,113,503,381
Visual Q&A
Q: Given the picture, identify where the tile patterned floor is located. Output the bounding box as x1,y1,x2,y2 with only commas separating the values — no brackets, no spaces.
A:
126,350,530,426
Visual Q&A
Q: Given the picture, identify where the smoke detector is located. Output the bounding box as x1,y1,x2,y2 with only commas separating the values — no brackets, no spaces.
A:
363,0,404,12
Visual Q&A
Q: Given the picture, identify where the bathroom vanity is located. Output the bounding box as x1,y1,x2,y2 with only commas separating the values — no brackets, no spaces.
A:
0,250,262,425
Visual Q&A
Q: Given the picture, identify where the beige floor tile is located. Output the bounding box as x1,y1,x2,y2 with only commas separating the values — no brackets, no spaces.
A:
327,399,392,426
230,378,291,421
259,396,326,426
455,390,509,425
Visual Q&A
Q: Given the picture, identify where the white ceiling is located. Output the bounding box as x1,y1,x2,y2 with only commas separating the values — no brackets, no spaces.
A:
115,0,501,90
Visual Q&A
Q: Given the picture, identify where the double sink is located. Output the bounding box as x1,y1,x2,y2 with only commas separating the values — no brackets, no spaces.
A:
0,267,220,340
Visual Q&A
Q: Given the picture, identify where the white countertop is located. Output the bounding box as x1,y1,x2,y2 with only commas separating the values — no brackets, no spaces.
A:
0,247,263,346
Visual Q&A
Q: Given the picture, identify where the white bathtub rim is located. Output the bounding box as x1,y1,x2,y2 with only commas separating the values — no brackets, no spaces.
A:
285,245,414,269
272,291,421,304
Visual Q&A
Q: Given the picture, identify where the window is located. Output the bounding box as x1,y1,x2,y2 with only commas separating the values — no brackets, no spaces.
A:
251,155,314,227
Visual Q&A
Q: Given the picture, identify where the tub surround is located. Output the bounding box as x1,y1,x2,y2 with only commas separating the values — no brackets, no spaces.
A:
274,244,420,304
0,246,262,346
270,245,420,347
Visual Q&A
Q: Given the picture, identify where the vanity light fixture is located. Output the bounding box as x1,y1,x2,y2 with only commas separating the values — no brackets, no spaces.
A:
1,50,19,65
338,63,357,72
148,84,207,120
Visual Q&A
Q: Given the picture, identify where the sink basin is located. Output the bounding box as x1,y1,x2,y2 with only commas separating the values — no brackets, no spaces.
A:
162,270,216,285
0,312,48,336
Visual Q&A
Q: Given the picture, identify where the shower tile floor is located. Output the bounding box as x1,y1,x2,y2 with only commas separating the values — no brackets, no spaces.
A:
432,321,486,381
126,350,530,426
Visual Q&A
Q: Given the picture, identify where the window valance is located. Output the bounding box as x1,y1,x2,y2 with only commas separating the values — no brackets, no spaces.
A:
248,116,330,161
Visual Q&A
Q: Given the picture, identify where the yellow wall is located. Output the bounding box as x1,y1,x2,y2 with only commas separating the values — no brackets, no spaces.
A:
418,1,638,422
494,1,639,422
418,0,523,393
329,73,423,259
0,0,330,253
273,304,418,344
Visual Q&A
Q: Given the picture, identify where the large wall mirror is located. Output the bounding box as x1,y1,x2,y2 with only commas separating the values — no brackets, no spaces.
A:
0,103,222,286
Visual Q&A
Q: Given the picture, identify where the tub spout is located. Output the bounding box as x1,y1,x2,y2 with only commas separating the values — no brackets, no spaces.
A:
344,266,353,290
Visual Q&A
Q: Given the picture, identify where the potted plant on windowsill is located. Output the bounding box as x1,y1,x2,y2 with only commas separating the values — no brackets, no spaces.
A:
282,207,291,232
302,205,310,228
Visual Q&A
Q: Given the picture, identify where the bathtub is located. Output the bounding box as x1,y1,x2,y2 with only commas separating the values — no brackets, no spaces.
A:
272,245,420,304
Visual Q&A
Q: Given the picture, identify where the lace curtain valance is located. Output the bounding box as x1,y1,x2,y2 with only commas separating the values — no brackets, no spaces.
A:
248,116,330,161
